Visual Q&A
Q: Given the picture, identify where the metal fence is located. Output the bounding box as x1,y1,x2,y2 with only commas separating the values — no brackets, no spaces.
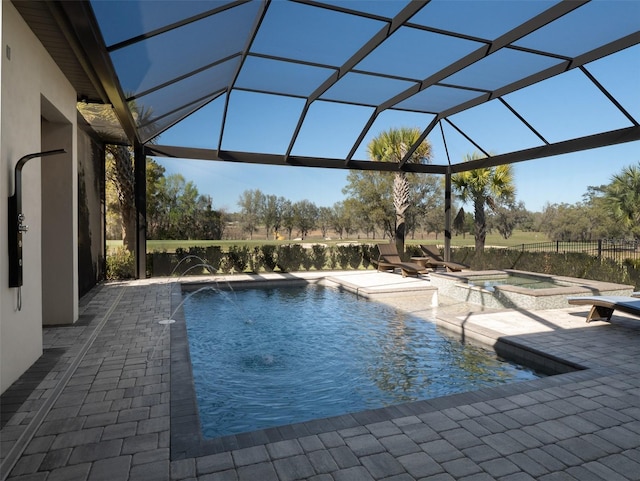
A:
507,239,640,264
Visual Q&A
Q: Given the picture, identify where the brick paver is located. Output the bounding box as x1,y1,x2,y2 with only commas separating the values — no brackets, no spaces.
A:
2,272,640,480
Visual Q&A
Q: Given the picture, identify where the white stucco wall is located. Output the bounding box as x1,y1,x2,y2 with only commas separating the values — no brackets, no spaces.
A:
1,2,78,393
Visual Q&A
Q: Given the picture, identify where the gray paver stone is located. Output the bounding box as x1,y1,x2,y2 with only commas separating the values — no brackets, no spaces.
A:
88,455,132,481
600,453,640,479
392,416,421,427
199,469,238,481
499,473,537,481
481,432,526,456
68,439,123,464
345,434,385,456
417,473,456,481
83,411,118,428
418,412,459,432
9,453,45,476
379,434,420,456
266,439,303,459
421,439,463,462
196,452,234,475
461,444,501,463
401,422,439,443
564,464,622,481
307,475,333,481
170,458,196,480
539,444,583,467
318,431,345,448
117,406,150,423
441,457,482,478
380,474,420,481
298,435,324,452
128,460,170,481
273,454,315,481
101,421,137,441
338,426,368,438
506,452,550,477
332,466,375,481
231,445,269,467
237,461,278,481
46,462,92,481
440,427,482,450
505,428,543,449
307,450,339,474
556,436,610,462
360,452,405,478
137,415,169,434
39,448,72,471
50,427,103,450
479,457,520,477
397,451,442,478
78,400,112,416
366,421,402,437
36,418,85,436
329,446,360,469
121,433,158,454
596,425,640,449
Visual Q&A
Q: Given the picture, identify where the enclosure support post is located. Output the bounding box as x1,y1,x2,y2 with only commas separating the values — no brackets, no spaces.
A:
134,142,147,279
444,168,452,261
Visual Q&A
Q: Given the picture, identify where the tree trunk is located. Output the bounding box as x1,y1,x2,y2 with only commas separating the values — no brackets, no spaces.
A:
393,172,410,256
111,145,136,252
474,197,486,253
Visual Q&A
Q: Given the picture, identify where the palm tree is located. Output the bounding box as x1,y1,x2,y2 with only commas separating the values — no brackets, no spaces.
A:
451,152,515,253
367,127,432,254
603,163,640,239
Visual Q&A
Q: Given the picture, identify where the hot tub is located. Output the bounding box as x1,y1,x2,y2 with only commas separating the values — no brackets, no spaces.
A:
429,269,635,310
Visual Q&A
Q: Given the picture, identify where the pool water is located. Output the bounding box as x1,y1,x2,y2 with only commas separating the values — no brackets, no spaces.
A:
468,274,559,291
183,284,540,439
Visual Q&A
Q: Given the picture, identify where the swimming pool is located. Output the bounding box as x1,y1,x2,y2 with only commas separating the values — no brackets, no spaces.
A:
182,284,540,439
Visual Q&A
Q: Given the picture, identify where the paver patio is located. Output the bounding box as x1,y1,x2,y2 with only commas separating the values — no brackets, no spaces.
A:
1,271,640,481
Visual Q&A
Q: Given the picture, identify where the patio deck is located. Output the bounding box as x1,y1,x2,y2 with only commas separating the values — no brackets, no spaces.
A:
1,271,640,481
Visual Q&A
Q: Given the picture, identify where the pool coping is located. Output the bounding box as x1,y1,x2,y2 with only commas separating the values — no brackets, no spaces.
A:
169,275,594,460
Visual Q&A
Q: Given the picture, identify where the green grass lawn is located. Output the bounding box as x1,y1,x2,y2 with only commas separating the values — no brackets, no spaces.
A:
107,231,550,253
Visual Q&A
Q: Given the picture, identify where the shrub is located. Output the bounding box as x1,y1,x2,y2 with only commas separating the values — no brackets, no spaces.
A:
205,246,223,273
311,244,327,270
106,247,135,279
227,245,250,273
148,250,172,277
276,244,303,272
301,247,314,271
361,244,376,269
336,245,362,269
258,245,278,271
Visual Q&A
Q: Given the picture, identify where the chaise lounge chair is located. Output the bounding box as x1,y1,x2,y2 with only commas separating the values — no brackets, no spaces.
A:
373,243,428,278
419,245,469,272
567,295,640,323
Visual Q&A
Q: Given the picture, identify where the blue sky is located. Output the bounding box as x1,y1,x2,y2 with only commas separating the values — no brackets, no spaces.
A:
152,43,639,214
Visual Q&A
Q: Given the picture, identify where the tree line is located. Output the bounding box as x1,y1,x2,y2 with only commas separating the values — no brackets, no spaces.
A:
107,130,640,253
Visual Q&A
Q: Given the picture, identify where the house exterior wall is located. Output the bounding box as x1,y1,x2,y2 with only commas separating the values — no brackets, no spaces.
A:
1,2,78,393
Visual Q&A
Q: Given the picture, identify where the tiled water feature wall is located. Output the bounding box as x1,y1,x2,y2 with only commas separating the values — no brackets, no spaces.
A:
430,269,634,310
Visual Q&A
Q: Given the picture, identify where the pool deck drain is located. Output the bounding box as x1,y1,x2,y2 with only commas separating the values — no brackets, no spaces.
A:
2,270,640,481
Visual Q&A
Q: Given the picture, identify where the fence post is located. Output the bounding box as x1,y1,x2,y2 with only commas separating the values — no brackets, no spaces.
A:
598,239,602,260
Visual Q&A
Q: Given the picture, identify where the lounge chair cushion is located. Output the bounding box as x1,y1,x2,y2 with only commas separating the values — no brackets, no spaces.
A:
567,296,640,323
374,243,428,278
419,245,468,272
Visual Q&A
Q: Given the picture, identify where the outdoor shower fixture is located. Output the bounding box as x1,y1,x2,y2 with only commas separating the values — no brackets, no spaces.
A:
8,149,66,288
